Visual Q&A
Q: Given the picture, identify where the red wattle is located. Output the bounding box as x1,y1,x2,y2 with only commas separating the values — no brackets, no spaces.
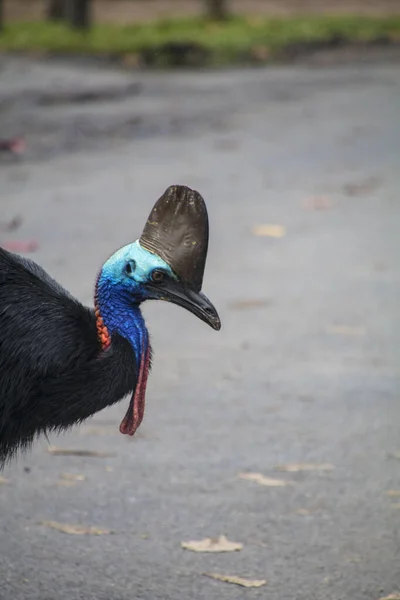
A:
119,344,151,436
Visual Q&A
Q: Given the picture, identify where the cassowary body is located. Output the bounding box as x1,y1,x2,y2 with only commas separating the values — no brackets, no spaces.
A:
0,186,220,465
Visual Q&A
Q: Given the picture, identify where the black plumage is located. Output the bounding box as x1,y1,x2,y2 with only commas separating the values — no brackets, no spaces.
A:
0,247,137,465
0,184,220,467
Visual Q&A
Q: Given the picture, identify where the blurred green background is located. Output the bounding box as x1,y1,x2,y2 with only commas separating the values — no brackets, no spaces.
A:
1,0,399,67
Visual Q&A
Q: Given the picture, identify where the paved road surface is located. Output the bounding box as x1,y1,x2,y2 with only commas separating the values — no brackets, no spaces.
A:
0,58,399,600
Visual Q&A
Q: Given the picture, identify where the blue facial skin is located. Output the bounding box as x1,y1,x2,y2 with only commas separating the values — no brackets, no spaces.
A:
96,240,177,363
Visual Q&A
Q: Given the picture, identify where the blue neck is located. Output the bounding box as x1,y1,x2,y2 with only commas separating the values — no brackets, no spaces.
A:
95,278,148,367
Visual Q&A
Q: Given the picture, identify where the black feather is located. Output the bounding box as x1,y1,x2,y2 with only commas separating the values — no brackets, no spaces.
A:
0,247,137,465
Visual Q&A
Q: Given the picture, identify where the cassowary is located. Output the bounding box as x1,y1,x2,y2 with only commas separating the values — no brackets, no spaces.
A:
0,185,220,465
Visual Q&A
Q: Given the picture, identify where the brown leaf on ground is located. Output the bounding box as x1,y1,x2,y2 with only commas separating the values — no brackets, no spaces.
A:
204,573,267,588
0,476,9,484
47,446,113,458
252,224,286,238
181,535,243,553
40,521,112,535
302,195,332,210
326,325,366,336
378,594,400,600
229,298,271,310
61,473,86,482
296,508,311,515
385,490,400,497
345,555,362,564
275,463,335,472
238,472,293,487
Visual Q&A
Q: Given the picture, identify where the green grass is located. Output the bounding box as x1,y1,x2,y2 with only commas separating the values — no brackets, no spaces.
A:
0,15,399,66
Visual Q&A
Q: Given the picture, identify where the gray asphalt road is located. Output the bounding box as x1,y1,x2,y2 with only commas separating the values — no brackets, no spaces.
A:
1,58,399,600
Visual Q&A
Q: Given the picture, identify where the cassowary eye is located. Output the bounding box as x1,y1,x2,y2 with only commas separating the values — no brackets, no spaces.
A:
151,269,165,284
125,260,136,275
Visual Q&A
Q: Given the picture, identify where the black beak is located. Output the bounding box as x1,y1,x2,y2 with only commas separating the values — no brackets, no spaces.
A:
149,279,221,331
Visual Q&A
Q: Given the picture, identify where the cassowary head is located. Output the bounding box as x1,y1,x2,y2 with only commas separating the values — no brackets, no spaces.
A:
95,185,220,436
96,185,221,333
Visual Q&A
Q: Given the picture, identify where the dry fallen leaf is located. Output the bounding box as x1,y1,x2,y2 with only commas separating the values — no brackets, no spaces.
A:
181,535,243,553
302,195,332,210
385,490,400,497
252,224,286,238
326,325,366,336
275,463,335,472
56,474,85,486
345,555,361,564
296,508,311,515
238,472,293,487
47,446,113,458
0,476,9,484
40,521,112,535
229,299,271,310
204,573,267,588
61,473,86,482
379,594,400,600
